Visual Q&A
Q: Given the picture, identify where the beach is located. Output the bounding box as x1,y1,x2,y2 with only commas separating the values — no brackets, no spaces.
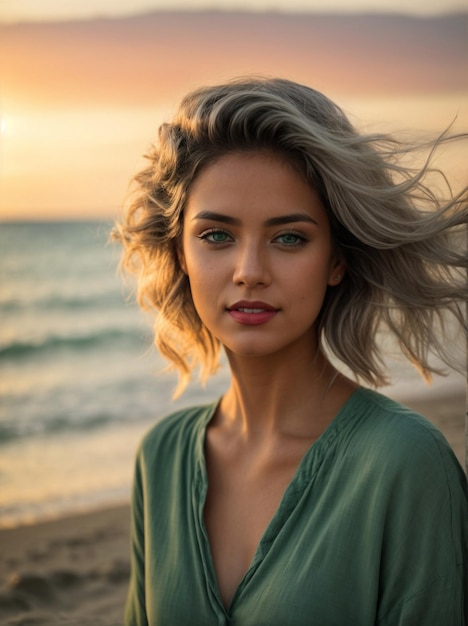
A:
0,504,130,625
0,389,465,626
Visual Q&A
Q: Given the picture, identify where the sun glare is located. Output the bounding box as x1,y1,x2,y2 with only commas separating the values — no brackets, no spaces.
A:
0,106,172,220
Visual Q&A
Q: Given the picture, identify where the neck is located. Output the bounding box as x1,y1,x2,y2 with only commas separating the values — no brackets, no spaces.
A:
219,342,350,441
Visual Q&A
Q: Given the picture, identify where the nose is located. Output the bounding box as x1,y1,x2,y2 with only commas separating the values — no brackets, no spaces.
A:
232,240,271,287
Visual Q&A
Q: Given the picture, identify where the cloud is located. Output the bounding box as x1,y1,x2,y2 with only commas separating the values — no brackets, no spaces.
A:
1,11,467,110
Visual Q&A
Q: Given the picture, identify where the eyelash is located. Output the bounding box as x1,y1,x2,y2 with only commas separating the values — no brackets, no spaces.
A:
274,231,309,247
198,228,233,244
197,228,309,248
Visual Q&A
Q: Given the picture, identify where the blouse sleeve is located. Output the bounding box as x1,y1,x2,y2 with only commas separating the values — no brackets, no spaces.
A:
124,452,149,626
377,430,467,626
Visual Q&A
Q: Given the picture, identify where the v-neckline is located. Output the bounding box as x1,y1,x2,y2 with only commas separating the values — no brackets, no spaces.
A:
193,387,362,614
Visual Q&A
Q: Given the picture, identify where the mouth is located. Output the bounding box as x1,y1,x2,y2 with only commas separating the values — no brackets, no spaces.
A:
227,301,278,313
227,301,279,325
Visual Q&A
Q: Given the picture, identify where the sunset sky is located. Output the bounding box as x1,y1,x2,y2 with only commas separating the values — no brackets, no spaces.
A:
0,3,466,221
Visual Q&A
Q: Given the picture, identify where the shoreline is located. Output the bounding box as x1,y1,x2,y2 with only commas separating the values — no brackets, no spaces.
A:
0,390,465,625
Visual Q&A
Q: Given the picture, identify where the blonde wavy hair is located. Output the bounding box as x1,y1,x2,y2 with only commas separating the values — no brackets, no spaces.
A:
114,77,467,395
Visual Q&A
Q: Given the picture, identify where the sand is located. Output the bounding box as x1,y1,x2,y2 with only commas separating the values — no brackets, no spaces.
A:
0,391,465,626
0,505,130,625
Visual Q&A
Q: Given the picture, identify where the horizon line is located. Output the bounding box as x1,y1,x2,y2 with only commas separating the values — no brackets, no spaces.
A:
1,6,467,26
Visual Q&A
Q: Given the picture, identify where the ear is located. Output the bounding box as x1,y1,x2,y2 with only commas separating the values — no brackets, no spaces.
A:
327,255,346,287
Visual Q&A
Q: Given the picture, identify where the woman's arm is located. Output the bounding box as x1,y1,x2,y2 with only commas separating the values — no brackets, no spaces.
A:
125,454,148,626
377,435,467,625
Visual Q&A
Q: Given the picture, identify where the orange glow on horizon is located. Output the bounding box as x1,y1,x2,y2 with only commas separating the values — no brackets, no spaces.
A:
0,12,466,220
1,94,466,222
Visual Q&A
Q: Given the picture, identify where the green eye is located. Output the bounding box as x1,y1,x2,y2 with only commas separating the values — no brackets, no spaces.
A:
276,232,307,246
279,234,299,245
199,229,232,244
210,231,229,242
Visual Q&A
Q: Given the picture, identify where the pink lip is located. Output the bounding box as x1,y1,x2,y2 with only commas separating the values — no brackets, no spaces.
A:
227,300,279,326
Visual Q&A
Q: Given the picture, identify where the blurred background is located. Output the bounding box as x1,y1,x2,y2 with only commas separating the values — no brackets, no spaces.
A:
0,0,466,528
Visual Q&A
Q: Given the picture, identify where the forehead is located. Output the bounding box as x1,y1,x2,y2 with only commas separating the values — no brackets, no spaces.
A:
192,149,302,185
185,150,327,222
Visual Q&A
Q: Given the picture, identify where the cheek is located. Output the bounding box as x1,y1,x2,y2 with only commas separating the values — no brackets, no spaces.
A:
184,243,227,280
287,259,334,303
281,252,333,285
184,261,214,300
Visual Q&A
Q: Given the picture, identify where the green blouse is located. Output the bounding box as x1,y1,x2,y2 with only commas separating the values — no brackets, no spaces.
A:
125,388,467,625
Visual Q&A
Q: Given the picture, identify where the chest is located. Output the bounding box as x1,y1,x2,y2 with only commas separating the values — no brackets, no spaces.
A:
144,447,386,626
203,444,310,609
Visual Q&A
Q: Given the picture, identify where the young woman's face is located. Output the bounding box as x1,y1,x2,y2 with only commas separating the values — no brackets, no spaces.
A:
180,151,344,359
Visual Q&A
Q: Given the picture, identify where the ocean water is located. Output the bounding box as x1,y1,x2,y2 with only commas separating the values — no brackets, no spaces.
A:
0,221,464,528
0,221,231,528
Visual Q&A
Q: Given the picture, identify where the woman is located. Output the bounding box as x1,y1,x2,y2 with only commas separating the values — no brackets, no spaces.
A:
116,77,467,625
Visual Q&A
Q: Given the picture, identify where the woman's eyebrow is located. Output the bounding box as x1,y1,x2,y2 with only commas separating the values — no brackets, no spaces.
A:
265,213,318,227
191,210,318,226
191,211,240,225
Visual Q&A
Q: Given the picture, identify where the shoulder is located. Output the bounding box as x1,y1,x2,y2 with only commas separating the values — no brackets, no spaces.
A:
136,401,217,470
344,388,466,491
335,389,467,567
348,387,455,453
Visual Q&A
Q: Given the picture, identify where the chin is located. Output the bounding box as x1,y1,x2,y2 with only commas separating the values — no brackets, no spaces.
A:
224,342,287,359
